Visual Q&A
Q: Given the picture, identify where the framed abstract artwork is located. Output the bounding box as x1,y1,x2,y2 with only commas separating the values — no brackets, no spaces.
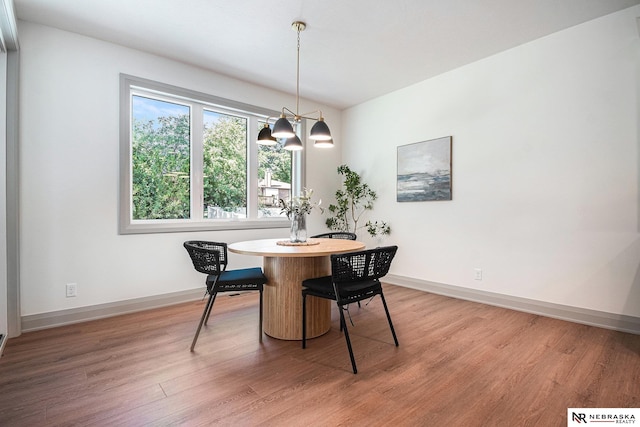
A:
397,136,452,202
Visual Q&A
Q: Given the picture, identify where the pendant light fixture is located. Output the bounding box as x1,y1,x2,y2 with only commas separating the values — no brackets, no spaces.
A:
257,21,333,151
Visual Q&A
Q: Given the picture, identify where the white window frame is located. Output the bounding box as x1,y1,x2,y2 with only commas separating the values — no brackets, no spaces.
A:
119,74,305,234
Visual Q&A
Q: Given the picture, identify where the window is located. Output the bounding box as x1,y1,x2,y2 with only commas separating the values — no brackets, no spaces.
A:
257,125,293,218
119,74,304,234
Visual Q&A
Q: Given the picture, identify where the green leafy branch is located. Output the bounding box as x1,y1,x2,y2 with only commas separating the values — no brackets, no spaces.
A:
325,165,391,237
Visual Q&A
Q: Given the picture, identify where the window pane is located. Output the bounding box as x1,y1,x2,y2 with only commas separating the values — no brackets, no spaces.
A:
258,126,292,218
131,95,191,220
203,109,247,219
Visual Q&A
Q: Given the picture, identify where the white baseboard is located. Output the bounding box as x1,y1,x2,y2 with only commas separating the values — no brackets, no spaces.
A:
20,277,640,335
385,274,640,335
21,288,204,332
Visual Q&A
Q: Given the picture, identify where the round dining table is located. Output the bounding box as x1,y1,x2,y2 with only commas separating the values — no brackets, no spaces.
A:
228,238,365,340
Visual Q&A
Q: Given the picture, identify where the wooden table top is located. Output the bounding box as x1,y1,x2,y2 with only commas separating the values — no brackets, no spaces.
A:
228,238,365,258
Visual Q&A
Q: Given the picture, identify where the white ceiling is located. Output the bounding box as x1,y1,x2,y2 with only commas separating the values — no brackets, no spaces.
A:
13,0,640,109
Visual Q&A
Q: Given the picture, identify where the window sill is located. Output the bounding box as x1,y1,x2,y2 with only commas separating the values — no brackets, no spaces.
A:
119,218,290,235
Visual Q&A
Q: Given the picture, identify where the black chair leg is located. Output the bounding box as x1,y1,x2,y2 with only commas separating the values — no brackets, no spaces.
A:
203,291,218,325
259,289,263,343
379,291,399,347
302,293,307,349
339,304,358,374
191,292,216,352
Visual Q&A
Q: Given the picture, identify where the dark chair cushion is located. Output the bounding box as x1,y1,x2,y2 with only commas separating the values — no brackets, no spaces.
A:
219,267,266,284
207,267,267,292
301,275,334,298
339,279,380,295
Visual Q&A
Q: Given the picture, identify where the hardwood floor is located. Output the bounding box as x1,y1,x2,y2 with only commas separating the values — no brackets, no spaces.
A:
1,285,638,426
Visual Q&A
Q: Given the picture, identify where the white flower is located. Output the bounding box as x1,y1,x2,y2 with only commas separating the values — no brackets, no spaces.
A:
279,188,323,219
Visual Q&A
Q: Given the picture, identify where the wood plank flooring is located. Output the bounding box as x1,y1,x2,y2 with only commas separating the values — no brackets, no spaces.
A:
1,285,638,426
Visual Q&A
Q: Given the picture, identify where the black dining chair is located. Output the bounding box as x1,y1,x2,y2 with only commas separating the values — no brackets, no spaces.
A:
311,231,361,306
311,232,357,240
183,240,267,351
301,245,399,374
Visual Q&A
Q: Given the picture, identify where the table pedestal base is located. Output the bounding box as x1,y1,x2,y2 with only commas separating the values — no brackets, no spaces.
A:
263,256,331,340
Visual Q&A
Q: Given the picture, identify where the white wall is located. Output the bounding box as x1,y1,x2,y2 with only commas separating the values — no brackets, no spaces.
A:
18,21,342,316
342,6,640,317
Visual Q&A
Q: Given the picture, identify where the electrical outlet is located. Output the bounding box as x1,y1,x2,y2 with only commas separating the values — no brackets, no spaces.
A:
474,268,483,281
66,283,77,297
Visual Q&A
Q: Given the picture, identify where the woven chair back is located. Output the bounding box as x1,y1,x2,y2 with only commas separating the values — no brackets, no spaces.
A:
183,241,228,275
330,245,398,283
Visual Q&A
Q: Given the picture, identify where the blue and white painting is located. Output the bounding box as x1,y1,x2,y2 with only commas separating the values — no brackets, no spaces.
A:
397,136,452,202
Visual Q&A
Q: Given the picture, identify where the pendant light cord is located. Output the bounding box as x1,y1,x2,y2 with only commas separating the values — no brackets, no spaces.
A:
296,26,301,117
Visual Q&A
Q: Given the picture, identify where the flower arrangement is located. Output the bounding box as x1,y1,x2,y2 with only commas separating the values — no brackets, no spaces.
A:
279,188,323,219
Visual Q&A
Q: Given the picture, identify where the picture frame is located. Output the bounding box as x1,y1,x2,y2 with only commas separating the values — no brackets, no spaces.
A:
397,136,452,202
